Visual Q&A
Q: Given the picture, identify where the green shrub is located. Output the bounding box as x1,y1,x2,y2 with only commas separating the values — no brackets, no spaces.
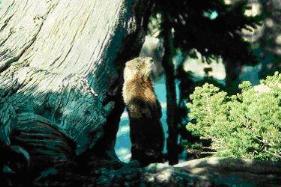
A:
187,72,281,161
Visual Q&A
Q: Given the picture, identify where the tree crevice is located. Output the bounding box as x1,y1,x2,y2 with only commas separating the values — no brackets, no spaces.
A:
0,0,59,74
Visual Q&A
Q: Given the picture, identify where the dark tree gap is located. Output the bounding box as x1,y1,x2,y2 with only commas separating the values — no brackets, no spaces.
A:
161,15,179,165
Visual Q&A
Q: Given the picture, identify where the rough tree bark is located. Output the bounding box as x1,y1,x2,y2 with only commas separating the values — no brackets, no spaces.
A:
0,0,151,177
162,13,179,165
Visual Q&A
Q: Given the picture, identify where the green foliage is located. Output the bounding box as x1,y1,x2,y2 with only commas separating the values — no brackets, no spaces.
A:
187,72,281,161
153,0,262,64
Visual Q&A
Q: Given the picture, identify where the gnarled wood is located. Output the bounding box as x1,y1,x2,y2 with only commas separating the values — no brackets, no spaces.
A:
0,0,150,156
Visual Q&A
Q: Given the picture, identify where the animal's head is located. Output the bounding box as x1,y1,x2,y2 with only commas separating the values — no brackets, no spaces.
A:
124,57,153,81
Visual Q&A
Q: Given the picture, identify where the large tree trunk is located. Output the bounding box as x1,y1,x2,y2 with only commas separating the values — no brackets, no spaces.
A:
0,0,151,175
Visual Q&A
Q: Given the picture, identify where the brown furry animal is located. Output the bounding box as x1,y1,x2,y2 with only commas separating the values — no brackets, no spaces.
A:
123,57,164,165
